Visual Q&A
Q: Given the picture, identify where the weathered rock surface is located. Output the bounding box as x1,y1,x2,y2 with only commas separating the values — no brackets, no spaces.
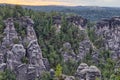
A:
0,17,49,80
77,39,92,61
52,15,87,33
12,44,26,63
25,17,47,77
60,42,76,62
60,16,92,62
1,18,19,54
62,75,75,80
1,15,120,80
76,63,101,80
67,16,87,30
95,17,120,60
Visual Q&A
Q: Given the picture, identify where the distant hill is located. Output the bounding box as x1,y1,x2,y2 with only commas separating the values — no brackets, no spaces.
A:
1,4,120,21
22,5,120,21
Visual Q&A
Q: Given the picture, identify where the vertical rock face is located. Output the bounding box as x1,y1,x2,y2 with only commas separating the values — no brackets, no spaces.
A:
25,17,46,77
95,17,120,60
77,39,92,61
26,18,37,42
76,63,101,80
16,64,28,80
3,18,18,44
0,18,19,72
1,18,18,53
0,17,48,80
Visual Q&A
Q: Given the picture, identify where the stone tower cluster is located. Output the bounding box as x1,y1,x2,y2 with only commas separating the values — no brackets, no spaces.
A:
0,17,48,80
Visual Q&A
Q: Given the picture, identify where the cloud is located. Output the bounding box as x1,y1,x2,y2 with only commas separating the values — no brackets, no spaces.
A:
0,0,120,7
0,0,74,6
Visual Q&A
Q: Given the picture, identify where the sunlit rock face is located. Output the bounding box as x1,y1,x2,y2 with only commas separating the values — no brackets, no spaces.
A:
95,17,120,60
75,63,101,80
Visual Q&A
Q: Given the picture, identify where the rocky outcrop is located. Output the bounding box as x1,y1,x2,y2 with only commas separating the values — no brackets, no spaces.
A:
61,40,94,62
77,39,92,61
95,16,120,60
67,16,87,30
51,15,87,33
0,18,20,72
51,16,62,33
1,18,19,54
60,17,94,63
60,42,76,62
75,63,101,80
0,17,49,80
25,17,47,77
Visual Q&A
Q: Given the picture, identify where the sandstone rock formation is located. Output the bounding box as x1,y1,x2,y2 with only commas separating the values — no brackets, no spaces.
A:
60,16,95,63
51,16,62,33
67,16,87,30
77,39,92,61
60,42,76,62
0,17,48,80
52,15,87,33
1,18,19,54
95,16,120,60
76,63,101,80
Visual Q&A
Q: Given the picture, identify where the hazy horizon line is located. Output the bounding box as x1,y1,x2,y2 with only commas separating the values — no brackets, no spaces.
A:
0,3,120,8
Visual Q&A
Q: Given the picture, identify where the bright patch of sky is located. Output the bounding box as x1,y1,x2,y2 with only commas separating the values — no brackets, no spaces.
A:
0,0,120,7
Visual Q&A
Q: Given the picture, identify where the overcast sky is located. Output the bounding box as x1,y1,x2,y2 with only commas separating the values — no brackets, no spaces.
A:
0,0,120,7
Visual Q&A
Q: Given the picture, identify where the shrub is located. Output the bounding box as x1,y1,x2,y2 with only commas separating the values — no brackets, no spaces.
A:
0,69,16,80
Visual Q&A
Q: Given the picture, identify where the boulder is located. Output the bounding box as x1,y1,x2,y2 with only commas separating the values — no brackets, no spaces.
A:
75,63,89,79
76,63,101,80
87,66,101,80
